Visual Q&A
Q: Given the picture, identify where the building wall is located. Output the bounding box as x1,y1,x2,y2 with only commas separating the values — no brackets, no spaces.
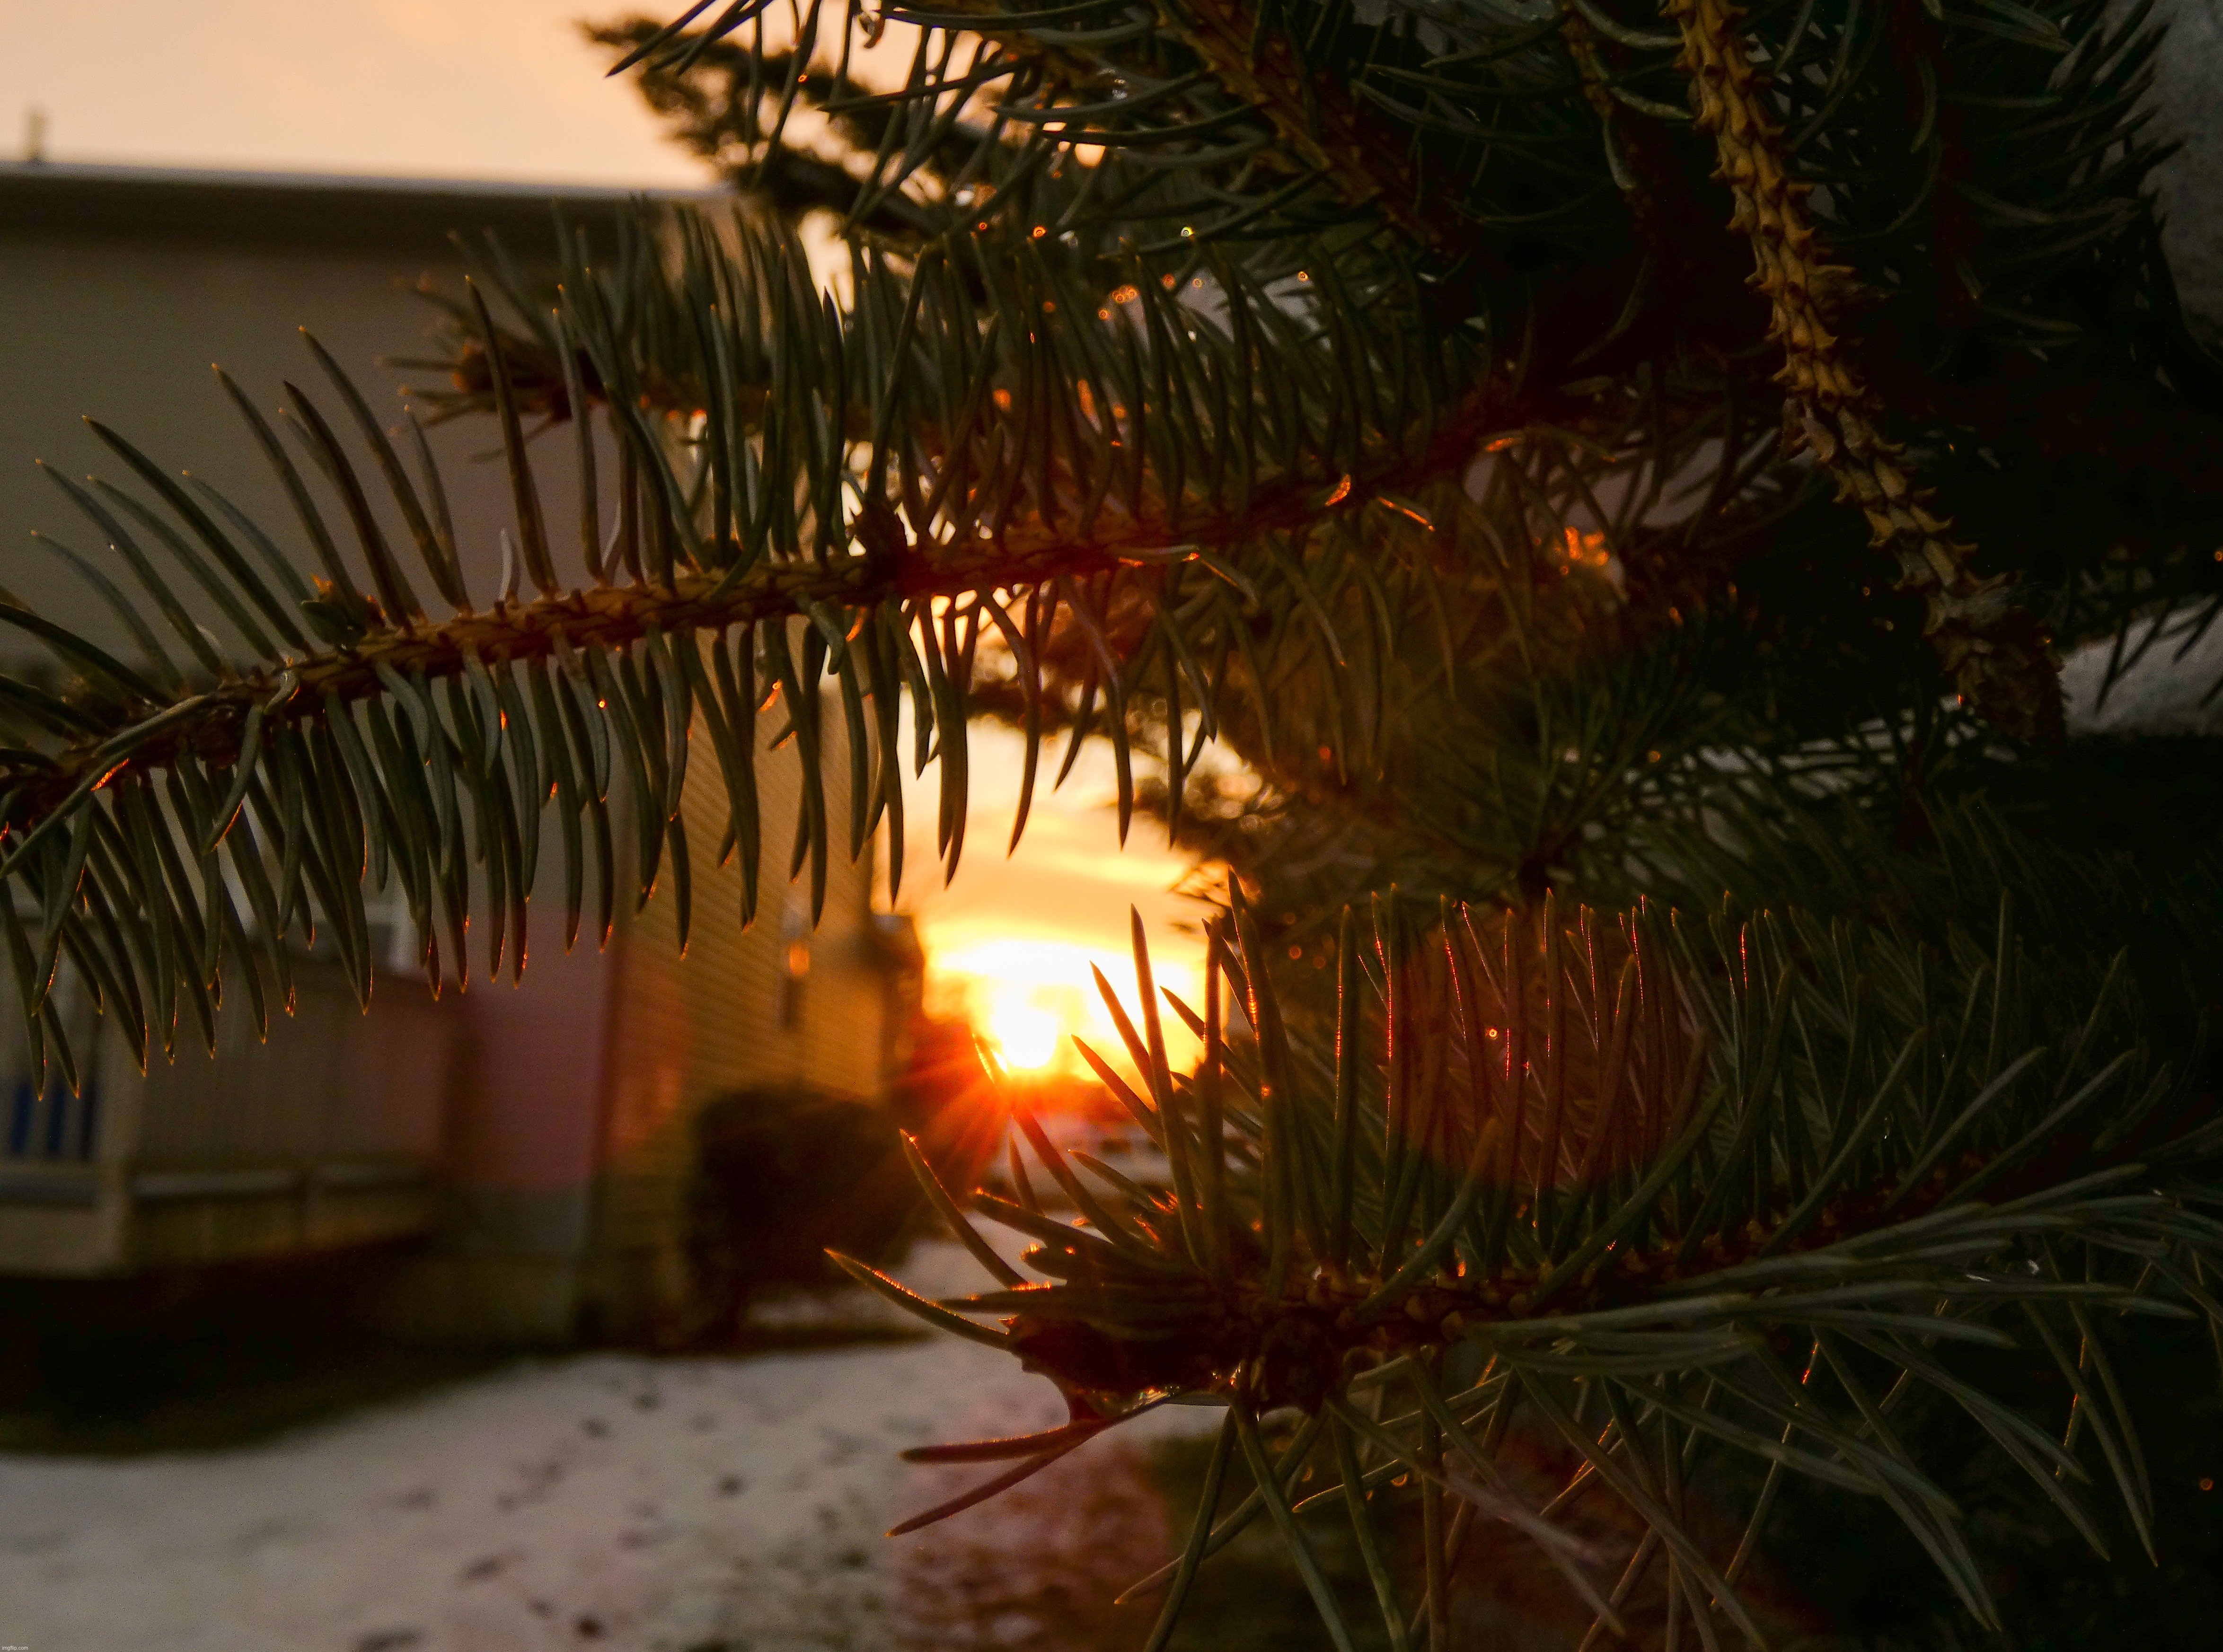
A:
0,949,462,1279
125,962,459,1269
581,666,901,1339
0,175,632,645
0,169,915,1346
391,922,618,1343
2144,0,2223,346
0,171,627,1326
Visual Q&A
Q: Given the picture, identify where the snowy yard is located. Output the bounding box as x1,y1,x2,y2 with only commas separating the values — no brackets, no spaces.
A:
0,1245,1220,1652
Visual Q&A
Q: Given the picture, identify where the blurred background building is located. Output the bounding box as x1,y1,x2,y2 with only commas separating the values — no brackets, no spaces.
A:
0,160,923,1359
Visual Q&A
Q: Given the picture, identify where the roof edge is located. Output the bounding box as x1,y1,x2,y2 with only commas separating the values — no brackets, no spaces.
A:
0,158,723,204
0,160,729,259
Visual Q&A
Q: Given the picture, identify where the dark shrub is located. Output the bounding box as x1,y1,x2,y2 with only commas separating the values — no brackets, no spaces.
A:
685,1016,1004,1339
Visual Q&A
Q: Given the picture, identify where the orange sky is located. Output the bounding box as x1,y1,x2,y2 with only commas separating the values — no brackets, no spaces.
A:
12,0,1217,1073
895,718,1215,1078
8,3,713,185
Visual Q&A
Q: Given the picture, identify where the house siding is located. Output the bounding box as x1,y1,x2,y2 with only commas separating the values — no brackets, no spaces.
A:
0,167,917,1350
583,656,896,1337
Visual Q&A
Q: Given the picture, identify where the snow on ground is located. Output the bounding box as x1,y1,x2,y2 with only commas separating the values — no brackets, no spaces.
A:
0,1245,1219,1652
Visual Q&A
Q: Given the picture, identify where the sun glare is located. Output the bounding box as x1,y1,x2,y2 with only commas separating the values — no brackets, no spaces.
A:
986,998,1064,1070
928,935,1205,1082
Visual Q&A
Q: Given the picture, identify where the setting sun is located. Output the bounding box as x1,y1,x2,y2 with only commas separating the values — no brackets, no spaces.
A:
985,997,1064,1070
926,934,1205,1083
893,714,1218,1091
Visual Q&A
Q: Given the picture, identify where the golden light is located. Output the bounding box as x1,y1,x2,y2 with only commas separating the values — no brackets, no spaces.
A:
926,935,1205,1085
895,711,1221,1097
985,995,1064,1070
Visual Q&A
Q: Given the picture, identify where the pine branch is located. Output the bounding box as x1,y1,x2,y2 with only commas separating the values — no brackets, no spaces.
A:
1148,0,1466,262
876,896,2223,1647
7,5,2222,1639
584,21,981,237
1667,0,2064,742
0,208,1517,1062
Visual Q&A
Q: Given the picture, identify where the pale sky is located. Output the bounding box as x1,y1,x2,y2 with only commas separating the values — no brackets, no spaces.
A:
8,0,1216,1069
6,1,715,186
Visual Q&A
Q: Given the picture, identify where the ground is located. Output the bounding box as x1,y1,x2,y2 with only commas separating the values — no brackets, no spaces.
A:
14,1238,2214,1652
0,1244,1219,1652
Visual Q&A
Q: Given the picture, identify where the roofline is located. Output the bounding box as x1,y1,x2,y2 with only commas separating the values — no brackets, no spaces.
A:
0,160,728,261
0,159,721,203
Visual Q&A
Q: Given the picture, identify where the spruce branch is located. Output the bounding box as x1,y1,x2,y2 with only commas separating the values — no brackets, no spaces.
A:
1666,0,2064,742
0,206,1524,1073
1148,0,1463,261
879,895,2222,1647
5,4,2222,1640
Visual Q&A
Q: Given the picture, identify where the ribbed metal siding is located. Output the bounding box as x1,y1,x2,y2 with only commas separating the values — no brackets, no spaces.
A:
119,960,460,1267
0,937,462,1274
593,666,893,1264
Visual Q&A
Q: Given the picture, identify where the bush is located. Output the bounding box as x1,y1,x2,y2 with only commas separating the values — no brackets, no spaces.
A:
684,1016,1002,1339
